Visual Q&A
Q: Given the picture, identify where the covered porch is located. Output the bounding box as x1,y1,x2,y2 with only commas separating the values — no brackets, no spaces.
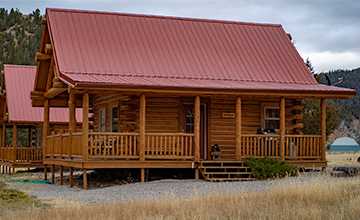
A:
0,124,43,174
41,91,328,188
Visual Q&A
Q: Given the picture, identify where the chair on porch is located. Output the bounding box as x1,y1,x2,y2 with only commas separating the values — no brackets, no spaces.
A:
211,144,221,160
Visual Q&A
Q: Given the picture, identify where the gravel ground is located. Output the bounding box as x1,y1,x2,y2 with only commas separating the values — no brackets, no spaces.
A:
6,173,346,205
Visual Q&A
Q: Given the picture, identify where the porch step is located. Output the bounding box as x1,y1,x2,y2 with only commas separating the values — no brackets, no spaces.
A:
199,160,255,181
207,177,255,182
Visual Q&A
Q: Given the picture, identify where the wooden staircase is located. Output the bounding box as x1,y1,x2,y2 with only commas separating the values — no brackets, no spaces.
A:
199,160,255,182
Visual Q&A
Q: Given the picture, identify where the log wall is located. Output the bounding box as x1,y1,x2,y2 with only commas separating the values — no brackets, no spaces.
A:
209,97,303,159
92,94,304,160
93,94,181,133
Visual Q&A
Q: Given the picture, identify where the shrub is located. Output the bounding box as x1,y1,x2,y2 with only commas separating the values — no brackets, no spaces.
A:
244,156,299,180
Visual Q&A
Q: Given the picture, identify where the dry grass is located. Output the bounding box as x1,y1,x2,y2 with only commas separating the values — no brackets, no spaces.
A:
1,177,359,220
0,182,46,215
326,151,360,166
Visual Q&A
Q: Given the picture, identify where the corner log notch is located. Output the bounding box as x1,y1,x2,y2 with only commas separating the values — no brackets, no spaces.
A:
44,78,67,99
35,52,52,62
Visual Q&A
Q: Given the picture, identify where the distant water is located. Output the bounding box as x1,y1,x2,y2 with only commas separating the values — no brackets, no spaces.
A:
330,145,360,151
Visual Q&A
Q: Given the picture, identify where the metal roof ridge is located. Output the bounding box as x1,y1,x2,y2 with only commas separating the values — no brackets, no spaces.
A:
46,8,281,28
3,64,37,69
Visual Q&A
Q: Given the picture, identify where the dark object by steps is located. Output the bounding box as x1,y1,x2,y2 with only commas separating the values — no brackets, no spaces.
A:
331,165,360,177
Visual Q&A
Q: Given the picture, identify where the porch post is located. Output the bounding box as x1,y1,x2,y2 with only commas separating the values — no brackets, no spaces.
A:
139,94,146,162
60,165,64,185
82,92,89,189
28,127,31,147
12,124,17,164
194,96,200,163
2,123,5,148
139,94,146,182
43,99,49,159
69,92,76,158
235,97,242,161
321,99,326,162
279,97,285,160
82,92,89,162
194,96,200,179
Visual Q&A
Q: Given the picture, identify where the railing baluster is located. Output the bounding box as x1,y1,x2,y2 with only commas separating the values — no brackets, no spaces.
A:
178,136,181,156
155,136,159,155
116,135,119,156
173,136,175,156
150,136,154,155
120,135,124,156
133,135,137,156
164,136,167,156
129,135,133,156
125,135,128,156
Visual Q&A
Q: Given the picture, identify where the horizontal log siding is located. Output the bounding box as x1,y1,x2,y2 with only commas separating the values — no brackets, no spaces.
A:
93,94,128,132
209,98,303,160
210,98,237,159
145,97,180,132
92,95,180,133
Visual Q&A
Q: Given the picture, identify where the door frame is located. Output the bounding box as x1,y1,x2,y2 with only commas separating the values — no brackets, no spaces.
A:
182,102,207,160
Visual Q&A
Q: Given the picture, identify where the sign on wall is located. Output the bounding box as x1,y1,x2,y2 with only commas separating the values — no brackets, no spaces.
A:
222,113,235,118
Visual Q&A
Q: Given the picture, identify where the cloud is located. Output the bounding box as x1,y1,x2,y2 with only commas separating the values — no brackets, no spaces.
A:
299,50,360,72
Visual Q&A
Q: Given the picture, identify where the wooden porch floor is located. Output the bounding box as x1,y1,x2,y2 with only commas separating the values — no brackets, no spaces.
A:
43,158,195,169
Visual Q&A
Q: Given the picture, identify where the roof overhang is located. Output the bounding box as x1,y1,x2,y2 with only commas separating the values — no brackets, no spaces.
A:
71,82,356,100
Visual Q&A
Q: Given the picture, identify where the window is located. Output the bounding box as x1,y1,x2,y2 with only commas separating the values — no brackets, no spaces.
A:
264,107,280,130
37,128,42,147
185,108,194,132
111,106,118,132
99,108,106,132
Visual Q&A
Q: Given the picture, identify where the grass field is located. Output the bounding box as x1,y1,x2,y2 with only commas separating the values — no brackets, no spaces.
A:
0,152,359,219
326,151,360,167
0,177,359,219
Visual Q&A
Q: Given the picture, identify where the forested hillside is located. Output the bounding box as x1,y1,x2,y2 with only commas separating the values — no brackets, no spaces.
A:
320,68,360,144
0,8,42,71
324,68,360,121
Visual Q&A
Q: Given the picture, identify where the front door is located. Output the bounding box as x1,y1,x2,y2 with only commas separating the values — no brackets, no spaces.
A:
183,104,206,159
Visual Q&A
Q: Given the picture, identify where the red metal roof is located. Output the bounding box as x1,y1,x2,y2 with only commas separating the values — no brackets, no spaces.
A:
4,65,82,123
46,8,355,95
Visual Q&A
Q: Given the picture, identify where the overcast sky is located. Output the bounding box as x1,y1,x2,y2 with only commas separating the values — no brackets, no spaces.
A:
2,0,360,72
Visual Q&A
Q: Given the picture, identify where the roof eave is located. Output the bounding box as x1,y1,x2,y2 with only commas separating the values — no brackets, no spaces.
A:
73,82,356,100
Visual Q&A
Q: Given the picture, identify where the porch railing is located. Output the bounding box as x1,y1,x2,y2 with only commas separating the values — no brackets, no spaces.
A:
45,131,195,160
15,147,43,163
0,145,42,163
284,135,322,159
0,145,14,163
241,135,280,158
46,132,82,158
88,132,140,159
145,133,194,159
44,131,322,161
241,134,322,160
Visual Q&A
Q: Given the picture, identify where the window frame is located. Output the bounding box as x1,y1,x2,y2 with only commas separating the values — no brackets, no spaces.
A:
99,107,106,132
261,103,280,131
110,105,118,132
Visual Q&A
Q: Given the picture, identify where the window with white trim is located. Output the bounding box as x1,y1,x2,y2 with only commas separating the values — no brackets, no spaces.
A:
111,106,118,132
99,108,106,132
264,107,280,130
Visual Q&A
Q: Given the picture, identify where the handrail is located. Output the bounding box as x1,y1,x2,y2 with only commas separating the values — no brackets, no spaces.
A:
89,132,140,136
146,132,194,136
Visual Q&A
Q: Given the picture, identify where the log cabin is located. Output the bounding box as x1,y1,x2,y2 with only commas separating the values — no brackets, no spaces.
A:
31,8,356,189
0,64,82,175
